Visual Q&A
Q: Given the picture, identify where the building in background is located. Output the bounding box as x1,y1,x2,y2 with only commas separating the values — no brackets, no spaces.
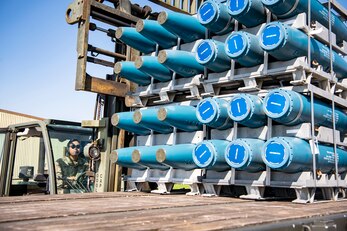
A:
0,109,44,127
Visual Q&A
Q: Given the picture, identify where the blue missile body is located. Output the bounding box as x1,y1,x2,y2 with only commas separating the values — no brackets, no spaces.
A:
193,140,231,171
196,98,233,130
225,31,264,67
135,56,172,82
113,147,147,170
261,0,347,43
133,108,173,134
156,144,198,170
263,89,347,133
132,146,169,171
114,61,151,86
259,22,347,79
227,0,266,28
157,10,206,43
225,138,266,172
195,39,231,72
115,27,156,54
262,137,347,173
136,19,178,49
198,0,234,34
157,105,203,132
228,94,267,128
111,112,151,136
157,50,205,77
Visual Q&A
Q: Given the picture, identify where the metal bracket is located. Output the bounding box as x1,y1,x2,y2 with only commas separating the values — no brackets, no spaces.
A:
66,0,88,25
290,69,306,85
240,186,265,200
81,119,106,128
127,181,151,192
202,83,215,97
321,187,339,201
293,188,316,203
186,183,204,196
154,91,175,104
151,182,174,194
126,95,145,108
202,183,221,196
186,85,201,100
239,77,261,92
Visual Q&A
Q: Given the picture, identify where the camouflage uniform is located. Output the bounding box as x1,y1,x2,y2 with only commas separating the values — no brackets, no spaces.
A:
55,155,89,194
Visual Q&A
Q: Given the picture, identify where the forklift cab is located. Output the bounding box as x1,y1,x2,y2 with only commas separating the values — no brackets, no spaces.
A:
0,120,93,196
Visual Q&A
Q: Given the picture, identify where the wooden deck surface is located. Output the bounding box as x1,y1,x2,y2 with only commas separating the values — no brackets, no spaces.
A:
1,192,347,230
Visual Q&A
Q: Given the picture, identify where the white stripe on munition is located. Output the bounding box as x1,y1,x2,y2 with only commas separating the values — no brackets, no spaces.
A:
201,47,210,55
203,107,211,114
270,102,282,106
269,151,281,155
234,39,238,50
235,148,239,159
203,8,212,16
199,150,207,159
237,102,241,113
266,34,277,38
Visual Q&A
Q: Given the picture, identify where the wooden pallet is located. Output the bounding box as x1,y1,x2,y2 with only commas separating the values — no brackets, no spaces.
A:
1,192,347,230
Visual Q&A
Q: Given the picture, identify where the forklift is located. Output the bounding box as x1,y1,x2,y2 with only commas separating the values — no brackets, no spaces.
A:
0,119,103,196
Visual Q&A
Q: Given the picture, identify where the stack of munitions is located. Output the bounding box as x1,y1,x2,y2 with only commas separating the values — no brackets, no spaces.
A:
112,0,347,203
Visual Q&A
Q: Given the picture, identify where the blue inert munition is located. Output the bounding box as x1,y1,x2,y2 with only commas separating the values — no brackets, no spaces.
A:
198,0,234,35
259,22,347,79
262,137,347,173
227,0,266,28
133,108,173,134
225,138,265,172
114,61,151,86
157,10,206,43
193,140,230,171
225,31,264,67
132,146,169,171
136,19,178,49
157,105,203,132
113,147,147,170
135,56,172,82
157,50,205,78
196,98,233,130
115,27,156,54
261,0,347,43
156,144,198,170
263,89,347,133
111,112,151,136
195,39,231,73
228,94,266,128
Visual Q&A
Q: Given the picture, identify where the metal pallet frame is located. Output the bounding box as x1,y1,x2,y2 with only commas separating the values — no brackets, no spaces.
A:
117,0,347,203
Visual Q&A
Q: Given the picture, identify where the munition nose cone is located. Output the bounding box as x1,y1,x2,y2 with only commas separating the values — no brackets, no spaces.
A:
136,19,145,32
111,114,120,126
133,110,142,124
157,11,168,25
156,148,166,163
132,149,141,163
114,62,122,74
115,28,123,39
157,50,168,64
157,108,168,121
134,56,144,69
110,150,118,163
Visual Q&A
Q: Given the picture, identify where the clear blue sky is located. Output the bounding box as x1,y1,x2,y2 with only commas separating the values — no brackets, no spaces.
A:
0,0,347,122
0,0,164,122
